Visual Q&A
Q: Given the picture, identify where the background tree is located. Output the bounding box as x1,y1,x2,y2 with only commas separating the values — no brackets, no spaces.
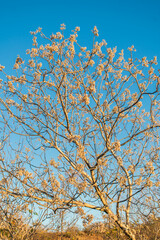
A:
0,191,41,240
0,25,160,240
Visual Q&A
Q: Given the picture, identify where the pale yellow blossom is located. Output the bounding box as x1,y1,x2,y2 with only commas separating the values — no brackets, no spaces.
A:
81,93,90,105
0,65,5,71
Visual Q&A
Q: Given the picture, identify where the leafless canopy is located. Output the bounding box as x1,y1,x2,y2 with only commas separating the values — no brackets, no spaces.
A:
0,25,160,240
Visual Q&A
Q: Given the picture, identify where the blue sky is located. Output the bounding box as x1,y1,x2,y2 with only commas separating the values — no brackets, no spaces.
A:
1,0,160,71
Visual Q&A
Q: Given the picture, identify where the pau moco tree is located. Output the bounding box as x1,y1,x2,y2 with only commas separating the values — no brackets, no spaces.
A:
0,25,160,240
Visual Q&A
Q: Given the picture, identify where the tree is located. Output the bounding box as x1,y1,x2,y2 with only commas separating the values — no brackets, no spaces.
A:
0,191,41,240
0,25,160,240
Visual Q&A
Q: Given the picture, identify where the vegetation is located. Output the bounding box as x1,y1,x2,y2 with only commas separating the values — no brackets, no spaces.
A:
0,25,160,239
0,216,160,239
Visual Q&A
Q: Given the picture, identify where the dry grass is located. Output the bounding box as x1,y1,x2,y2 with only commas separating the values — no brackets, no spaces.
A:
0,218,160,240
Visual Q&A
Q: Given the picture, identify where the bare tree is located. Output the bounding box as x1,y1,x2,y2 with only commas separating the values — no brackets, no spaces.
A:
0,25,160,240
0,191,41,240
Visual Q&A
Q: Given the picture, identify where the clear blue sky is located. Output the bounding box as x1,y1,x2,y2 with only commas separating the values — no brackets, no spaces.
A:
1,0,160,70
